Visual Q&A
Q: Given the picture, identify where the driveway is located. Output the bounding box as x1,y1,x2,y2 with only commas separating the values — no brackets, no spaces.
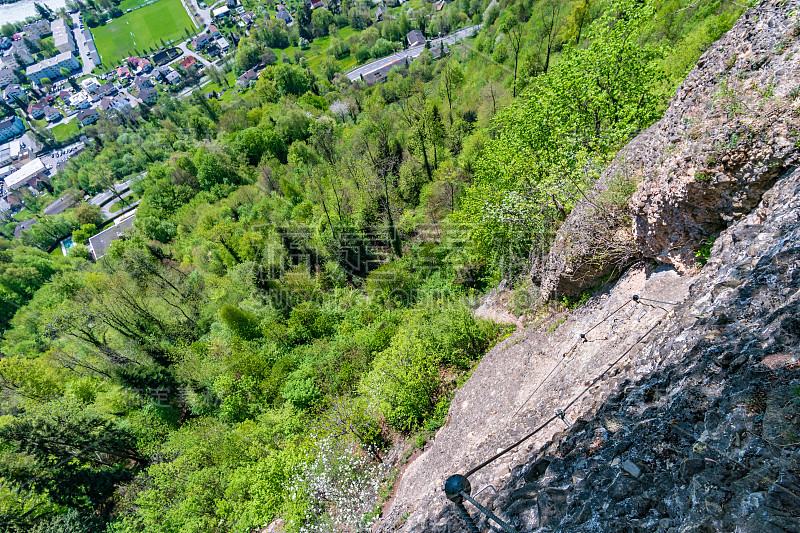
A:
345,24,481,82
177,41,214,68
101,190,140,219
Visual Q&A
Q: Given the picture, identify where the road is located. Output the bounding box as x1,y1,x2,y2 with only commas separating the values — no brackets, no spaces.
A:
345,24,481,82
179,0,203,28
71,12,97,75
89,178,134,206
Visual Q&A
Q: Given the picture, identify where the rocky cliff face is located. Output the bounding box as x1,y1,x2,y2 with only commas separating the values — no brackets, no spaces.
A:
376,1,800,531
539,0,800,301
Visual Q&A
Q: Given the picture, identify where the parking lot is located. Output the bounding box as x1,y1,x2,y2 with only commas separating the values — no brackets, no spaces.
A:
40,142,86,176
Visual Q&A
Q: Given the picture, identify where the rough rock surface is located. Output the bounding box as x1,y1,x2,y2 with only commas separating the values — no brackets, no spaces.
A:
377,133,800,533
376,2,800,530
539,0,800,301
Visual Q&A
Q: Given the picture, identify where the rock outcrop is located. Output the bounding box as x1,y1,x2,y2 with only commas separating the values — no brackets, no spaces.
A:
539,0,800,301
377,1,800,530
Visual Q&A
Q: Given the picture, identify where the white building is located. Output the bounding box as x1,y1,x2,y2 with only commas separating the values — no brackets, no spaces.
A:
4,158,47,191
0,139,22,166
212,5,230,18
0,116,24,142
26,52,80,85
70,90,91,108
51,19,77,54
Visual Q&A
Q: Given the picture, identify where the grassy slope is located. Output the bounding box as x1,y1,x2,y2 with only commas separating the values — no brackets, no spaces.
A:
93,0,194,68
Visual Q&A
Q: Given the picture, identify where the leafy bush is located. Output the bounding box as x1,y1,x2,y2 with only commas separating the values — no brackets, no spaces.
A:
361,304,498,431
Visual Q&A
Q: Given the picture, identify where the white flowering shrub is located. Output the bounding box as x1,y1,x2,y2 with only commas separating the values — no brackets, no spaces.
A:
288,437,383,533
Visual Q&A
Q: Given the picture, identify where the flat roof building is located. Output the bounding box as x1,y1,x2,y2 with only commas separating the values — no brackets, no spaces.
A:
4,158,47,191
88,212,136,259
51,18,77,54
26,52,80,85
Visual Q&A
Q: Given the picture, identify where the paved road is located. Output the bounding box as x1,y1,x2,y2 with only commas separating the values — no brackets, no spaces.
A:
71,13,97,75
185,0,211,26
345,24,481,82
89,178,134,206
179,0,203,28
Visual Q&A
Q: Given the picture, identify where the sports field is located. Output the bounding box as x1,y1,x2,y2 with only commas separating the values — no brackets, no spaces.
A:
92,0,194,69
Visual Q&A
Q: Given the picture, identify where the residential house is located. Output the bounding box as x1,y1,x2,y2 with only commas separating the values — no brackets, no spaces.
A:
236,68,258,87
0,116,24,142
6,40,35,67
179,56,197,70
0,68,18,89
0,37,12,51
153,65,171,81
134,75,153,90
206,43,221,57
212,5,230,18
22,20,51,40
193,33,212,49
111,94,132,113
58,89,71,102
406,30,425,47
226,0,237,7
51,18,77,54
92,82,117,101
307,0,324,9
115,65,132,81
43,105,62,122
88,213,136,260
80,77,100,92
138,86,158,104
217,37,230,51
208,25,220,37
3,84,25,105
151,47,181,66
77,108,100,126
375,4,386,21
27,100,47,119
4,158,48,191
276,5,292,23
25,52,79,85
99,96,113,111
127,56,152,73
165,70,181,85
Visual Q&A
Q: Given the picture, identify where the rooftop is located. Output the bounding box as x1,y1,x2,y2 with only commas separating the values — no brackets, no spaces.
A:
89,213,136,259
4,158,46,190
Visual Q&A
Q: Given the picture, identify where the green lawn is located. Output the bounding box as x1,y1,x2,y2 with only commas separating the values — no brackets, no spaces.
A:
52,120,80,143
109,193,139,212
92,0,194,69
